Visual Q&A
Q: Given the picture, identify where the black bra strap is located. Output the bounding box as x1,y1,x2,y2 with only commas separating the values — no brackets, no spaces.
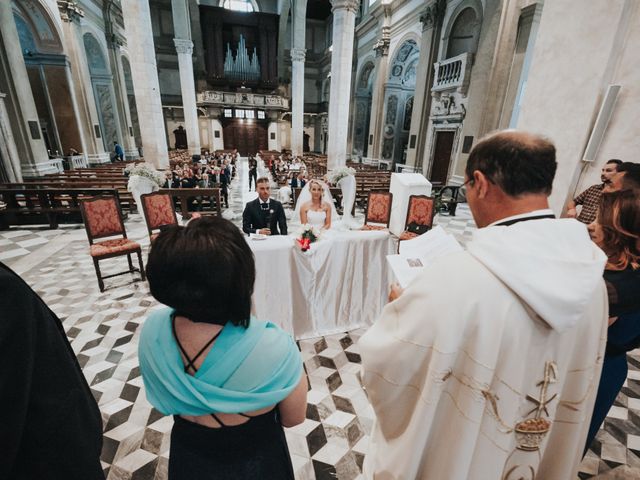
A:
210,412,228,427
171,314,223,375
171,314,261,428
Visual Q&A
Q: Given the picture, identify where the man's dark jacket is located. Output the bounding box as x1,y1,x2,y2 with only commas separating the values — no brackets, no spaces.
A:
0,262,104,479
242,198,287,235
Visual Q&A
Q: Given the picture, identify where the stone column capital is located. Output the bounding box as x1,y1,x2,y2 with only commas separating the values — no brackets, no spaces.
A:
57,0,84,23
331,0,360,14
174,38,194,55
291,47,307,62
107,33,125,50
420,0,446,31
373,26,390,57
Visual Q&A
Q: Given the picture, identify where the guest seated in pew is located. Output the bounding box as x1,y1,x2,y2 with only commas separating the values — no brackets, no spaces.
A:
163,171,180,189
139,216,307,480
180,169,196,189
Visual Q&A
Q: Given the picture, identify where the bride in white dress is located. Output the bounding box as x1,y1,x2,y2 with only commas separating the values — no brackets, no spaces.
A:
298,180,334,230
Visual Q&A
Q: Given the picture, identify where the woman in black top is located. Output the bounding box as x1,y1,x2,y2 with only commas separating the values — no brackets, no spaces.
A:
585,189,640,452
140,217,307,479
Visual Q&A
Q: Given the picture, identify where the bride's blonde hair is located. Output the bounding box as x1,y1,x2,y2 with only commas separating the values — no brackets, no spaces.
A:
308,179,324,190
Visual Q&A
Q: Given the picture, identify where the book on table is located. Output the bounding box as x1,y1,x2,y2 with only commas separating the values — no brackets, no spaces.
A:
387,226,463,288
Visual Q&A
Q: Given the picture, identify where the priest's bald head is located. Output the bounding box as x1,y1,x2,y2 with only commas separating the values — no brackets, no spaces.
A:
463,130,557,228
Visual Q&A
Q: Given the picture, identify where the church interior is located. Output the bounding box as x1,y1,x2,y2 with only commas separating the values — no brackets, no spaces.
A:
1,0,640,479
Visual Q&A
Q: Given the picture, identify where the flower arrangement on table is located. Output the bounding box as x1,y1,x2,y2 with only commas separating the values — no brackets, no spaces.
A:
296,224,321,252
125,163,165,190
326,166,356,185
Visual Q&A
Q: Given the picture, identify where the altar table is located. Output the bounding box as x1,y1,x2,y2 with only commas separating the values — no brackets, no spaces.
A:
248,230,395,339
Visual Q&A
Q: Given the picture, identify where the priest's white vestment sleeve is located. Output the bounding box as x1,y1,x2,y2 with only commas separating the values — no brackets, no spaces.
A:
359,219,608,480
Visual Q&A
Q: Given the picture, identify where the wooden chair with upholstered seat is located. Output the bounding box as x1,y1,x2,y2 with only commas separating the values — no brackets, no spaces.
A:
361,191,393,231
79,195,145,292
398,195,436,241
140,192,178,242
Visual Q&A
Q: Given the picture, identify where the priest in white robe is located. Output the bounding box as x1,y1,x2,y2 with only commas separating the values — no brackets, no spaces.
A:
360,131,608,480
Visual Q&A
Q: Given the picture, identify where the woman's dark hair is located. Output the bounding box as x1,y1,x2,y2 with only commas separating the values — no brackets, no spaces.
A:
618,162,640,190
465,131,557,196
598,189,640,270
146,216,255,327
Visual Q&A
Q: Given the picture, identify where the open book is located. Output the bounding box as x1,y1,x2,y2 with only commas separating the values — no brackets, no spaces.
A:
387,226,463,288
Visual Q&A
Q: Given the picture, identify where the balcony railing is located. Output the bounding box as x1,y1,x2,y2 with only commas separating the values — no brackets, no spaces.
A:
197,91,289,110
432,52,473,95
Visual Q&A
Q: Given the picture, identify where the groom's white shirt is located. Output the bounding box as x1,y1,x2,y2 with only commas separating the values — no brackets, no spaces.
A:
360,217,607,479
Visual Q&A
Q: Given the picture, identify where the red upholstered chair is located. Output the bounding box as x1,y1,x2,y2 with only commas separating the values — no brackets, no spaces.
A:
398,195,436,241
79,195,145,292
140,192,178,241
362,191,393,231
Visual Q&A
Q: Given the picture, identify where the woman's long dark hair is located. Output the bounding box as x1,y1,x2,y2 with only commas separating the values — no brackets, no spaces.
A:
599,189,640,270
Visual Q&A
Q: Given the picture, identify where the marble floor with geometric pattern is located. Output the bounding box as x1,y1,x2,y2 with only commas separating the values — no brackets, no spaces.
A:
2,166,640,479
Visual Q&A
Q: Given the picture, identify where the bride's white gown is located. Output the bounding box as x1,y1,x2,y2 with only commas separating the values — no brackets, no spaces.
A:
306,210,327,229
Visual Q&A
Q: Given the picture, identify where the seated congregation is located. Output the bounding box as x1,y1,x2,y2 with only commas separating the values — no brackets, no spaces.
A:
4,130,640,480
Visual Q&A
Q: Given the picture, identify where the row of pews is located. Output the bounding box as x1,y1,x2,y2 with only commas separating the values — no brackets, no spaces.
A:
0,161,223,230
0,163,135,229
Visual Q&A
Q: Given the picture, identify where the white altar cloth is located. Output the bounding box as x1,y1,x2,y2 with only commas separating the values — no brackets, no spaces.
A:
248,230,395,339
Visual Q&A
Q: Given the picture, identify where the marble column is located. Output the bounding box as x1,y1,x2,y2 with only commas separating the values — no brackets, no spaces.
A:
172,0,200,158
107,36,138,157
0,0,50,176
509,3,544,127
290,0,308,156
58,2,107,159
0,93,22,182
174,39,201,157
277,1,291,81
407,0,446,169
368,25,390,160
290,48,306,156
327,0,360,169
121,0,168,168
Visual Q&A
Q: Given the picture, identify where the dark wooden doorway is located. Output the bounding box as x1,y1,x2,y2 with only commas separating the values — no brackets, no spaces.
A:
430,131,455,184
222,119,268,156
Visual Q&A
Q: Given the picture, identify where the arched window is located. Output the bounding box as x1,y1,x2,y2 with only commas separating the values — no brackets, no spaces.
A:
223,0,254,13
446,7,480,58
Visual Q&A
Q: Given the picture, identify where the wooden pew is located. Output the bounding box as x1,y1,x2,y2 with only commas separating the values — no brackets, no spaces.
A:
160,188,222,219
433,185,462,216
4,180,135,213
0,187,120,229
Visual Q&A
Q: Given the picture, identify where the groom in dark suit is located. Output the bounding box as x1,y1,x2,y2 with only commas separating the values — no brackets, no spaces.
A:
242,177,288,235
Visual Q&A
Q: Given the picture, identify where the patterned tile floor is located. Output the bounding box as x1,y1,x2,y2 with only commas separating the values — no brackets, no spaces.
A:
2,160,639,479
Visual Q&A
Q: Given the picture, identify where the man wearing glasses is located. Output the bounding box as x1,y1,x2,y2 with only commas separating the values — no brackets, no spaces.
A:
360,131,607,480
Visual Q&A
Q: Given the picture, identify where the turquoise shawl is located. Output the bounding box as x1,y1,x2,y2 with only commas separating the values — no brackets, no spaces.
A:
138,308,303,415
